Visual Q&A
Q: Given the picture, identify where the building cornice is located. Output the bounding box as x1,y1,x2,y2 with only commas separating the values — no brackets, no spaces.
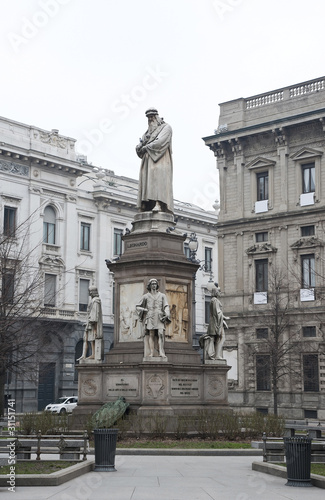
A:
0,145,93,177
217,205,325,231
203,109,325,146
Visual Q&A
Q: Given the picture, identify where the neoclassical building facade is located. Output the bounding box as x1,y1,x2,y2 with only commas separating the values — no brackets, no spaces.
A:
204,76,325,419
0,115,218,412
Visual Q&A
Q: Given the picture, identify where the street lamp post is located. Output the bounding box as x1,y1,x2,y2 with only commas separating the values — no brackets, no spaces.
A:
188,233,199,347
187,232,216,349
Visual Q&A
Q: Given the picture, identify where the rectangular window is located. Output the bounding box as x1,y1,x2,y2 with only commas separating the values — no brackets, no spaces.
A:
43,222,55,244
256,355,271,391
303,354,319,392
256,232,268,242
43,206,56,244
301,225,315,237
204,247,212,272
256,407,269,415
301,254,315,288
79,279,89,312
80,223,91,251
257,172,269,201
2,271,14,304
3,207,16,237
44,274,56,307
256,328,268,339
302,163,315,193
205,296,211,324
302,326,316,338
304,409,317,419
113,228,123,256
255,259,268,292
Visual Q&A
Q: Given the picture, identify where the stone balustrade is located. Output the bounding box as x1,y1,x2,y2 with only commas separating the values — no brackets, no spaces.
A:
289,78,325,97
246,77,325,109
40,308,77,319
246,91,284,109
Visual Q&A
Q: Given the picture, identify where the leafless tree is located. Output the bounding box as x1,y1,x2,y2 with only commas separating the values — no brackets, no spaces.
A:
0,209,53,416
247,267,302,415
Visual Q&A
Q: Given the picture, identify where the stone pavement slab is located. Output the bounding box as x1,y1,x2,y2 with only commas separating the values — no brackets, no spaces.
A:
1,455,324,500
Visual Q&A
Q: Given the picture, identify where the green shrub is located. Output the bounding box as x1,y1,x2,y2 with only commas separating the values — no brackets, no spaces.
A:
194,409,210,439
239,411,285,439
127,412,146,438
148,413,168,439
264,413,285,436
19,413,36,435
115,414,132,440
175,414,193,440
240,412,265,439
218,412,240,440
18,411,70,435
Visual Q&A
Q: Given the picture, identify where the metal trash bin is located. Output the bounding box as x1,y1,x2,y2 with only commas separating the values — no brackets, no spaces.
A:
283,436,312,487
93,429,118,472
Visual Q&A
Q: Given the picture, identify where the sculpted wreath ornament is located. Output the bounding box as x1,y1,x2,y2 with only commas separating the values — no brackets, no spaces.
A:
207,376,224,398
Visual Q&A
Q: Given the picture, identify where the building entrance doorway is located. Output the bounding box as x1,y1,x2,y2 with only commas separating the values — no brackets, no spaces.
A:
38,363,55,411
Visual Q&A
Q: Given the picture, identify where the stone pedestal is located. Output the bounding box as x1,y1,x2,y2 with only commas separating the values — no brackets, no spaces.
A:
205,359,227,365
76,211,231,425
131,210,175,234
77,361,230,418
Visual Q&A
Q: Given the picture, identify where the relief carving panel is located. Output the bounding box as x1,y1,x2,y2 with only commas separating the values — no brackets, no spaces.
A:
165,283,188,342
119,282,143,342
0,159,29,177
146,374,166,400
206,375,226,400
80,374,101,400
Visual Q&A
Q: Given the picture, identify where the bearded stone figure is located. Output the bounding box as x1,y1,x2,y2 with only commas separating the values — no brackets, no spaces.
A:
135,108,174,214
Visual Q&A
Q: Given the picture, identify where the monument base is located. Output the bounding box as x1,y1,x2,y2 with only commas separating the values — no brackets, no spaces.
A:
131,210,176,234
75,356,231,430
143,356,169,363
74,226,231,432
204,359,227,365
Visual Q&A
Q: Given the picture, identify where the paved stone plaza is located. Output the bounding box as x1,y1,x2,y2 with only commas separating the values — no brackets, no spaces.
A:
0,456,323,500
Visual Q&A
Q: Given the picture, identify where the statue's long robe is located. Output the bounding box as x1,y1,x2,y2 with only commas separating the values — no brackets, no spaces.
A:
136,291,170,332
137,123,174,212
199,296,224,359
87,297,103,341
207,297,223,338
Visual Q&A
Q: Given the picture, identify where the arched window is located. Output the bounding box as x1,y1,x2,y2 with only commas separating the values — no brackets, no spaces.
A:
43,206,56,244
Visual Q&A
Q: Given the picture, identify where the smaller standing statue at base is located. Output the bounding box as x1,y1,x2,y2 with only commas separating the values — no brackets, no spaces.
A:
78,286,104,362
136,278,171,359
199,284,229,361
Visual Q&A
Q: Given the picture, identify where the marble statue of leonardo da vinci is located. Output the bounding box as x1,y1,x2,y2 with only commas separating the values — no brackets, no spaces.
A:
135,108,174,214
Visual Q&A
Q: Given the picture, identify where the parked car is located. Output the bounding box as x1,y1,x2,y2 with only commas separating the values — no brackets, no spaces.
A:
44,396,78,414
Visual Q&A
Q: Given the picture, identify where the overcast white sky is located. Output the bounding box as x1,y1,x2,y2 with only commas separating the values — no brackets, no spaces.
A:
1,0,325,210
